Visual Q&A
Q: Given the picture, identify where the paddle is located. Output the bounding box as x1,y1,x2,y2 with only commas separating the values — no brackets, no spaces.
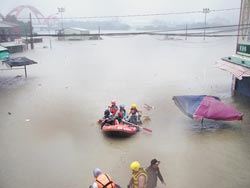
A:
143,103,155,111
123,120,152,133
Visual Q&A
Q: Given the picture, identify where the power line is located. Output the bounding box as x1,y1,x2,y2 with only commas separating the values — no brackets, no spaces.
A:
141,23,249,35
16,7,241,20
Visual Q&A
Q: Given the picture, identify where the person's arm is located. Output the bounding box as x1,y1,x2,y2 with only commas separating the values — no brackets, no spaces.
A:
157,168,166,185
128,177,133,188
138,109,142,114
138,175,146,188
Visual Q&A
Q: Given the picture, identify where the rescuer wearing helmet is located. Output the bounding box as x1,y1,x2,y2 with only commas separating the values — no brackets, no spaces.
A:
128,161,148,188
128,104,142,125
109,100,118,115
91,168,121,188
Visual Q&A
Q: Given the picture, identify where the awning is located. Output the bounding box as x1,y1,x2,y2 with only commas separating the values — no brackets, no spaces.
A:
215,60,250,80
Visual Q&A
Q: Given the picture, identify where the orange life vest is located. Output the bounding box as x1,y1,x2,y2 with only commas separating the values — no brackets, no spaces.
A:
95,173,116,188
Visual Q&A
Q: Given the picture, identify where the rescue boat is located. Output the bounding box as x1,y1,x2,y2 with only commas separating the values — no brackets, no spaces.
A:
102,123,139,137
98,119,139,137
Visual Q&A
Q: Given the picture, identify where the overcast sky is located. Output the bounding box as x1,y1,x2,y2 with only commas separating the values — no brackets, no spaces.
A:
2,0,241,17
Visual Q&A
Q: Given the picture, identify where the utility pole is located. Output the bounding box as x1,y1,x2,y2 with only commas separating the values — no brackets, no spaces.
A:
29,13,34,49
57,7,65,30
98,25,101,39
203,8,210,40
185,24,188,40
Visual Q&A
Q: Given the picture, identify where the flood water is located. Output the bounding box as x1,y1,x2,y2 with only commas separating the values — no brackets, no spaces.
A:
0,35,250,188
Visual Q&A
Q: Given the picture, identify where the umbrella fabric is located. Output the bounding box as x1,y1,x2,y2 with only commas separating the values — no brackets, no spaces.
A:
173,95,243,121
3,57,37,67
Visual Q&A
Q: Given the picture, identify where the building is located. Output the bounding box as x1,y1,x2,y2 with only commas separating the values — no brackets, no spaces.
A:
58,27,90,41
0,21,21,42
216,0,250,97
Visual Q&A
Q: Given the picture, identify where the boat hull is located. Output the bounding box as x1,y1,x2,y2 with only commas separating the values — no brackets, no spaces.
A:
102,123,138,137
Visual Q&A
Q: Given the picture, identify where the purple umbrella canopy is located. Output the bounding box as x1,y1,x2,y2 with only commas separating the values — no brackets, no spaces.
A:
172,95,243,121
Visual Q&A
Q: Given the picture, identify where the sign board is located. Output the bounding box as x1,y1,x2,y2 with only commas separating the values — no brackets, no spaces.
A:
237,0,250,56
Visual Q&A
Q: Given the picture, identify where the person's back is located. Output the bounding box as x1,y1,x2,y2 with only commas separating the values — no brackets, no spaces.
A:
95,173,115,188
92,168,120,188
115,104,127,124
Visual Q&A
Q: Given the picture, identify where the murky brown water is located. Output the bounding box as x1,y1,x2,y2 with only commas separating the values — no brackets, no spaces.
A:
0,35,250,188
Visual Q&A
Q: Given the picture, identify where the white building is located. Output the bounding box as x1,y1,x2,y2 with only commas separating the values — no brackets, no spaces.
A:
62,27,90,40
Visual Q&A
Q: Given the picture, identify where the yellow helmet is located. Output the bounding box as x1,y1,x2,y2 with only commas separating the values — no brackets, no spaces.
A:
131,104,137,108
130,161,140,171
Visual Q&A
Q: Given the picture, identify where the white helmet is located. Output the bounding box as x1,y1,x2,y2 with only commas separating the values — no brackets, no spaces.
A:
93,168,102,178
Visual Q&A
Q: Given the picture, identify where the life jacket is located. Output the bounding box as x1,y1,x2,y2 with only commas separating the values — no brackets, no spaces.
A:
95,173,116,188
131,168,148,188
118,109,126,118
110,105,118,115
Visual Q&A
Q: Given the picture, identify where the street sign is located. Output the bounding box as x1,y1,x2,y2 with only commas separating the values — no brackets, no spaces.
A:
237,0,250,57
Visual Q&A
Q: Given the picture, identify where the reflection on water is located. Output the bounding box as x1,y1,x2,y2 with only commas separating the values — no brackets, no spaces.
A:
0,36,250,188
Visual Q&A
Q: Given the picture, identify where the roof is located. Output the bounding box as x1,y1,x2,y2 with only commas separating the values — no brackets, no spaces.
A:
64,27,89,32
215,59,250,80
0,46,8,52
0,42,25,47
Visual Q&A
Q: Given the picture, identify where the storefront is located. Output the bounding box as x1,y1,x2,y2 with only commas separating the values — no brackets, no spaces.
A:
216,0,250,97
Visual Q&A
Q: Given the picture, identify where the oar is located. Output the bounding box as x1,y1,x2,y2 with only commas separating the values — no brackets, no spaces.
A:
143,103,154,111
123,120,152,133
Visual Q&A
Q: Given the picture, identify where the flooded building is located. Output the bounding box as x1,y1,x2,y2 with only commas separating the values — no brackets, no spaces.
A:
58,27,90,40
216,0,250,97
0,21,21,42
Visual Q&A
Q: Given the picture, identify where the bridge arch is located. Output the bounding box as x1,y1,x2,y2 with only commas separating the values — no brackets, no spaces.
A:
44,14,59,25
7,5,45,24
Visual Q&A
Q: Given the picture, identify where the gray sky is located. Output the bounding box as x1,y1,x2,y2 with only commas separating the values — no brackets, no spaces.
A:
2,0,241,17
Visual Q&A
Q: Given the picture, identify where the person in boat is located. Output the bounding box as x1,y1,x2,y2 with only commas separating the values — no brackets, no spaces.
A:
127,104,142,125
128,161,148,188
101,109,115,128
90,168,121,188
109,100,119,116
146,159,166,188
115,104,128,124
